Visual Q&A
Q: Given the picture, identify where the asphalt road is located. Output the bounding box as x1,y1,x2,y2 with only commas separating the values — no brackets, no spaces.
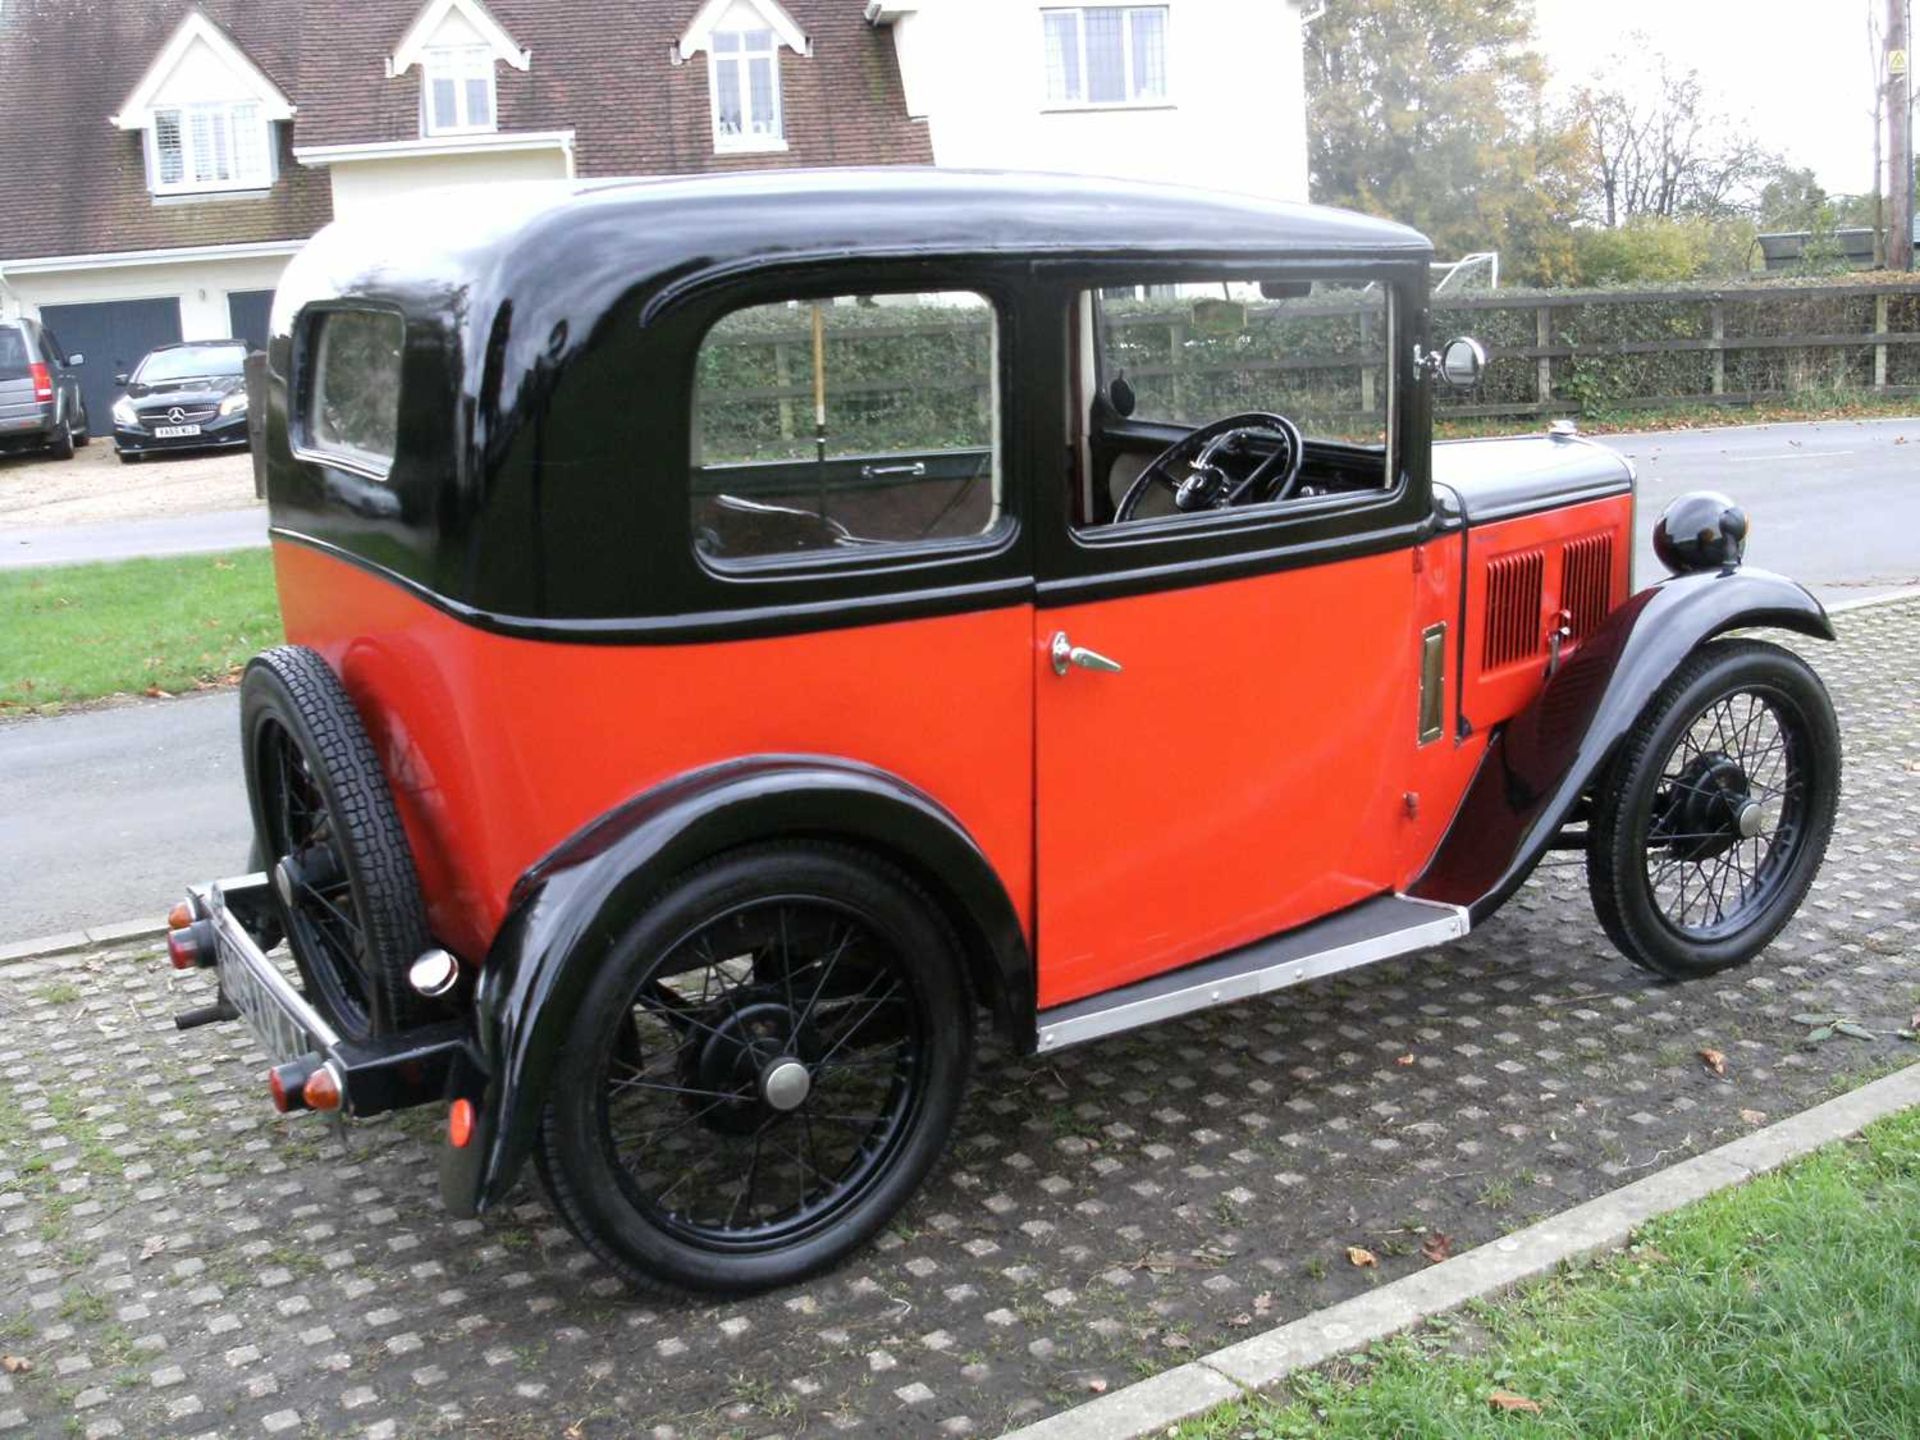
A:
2,414,1915,939
0,506,267,568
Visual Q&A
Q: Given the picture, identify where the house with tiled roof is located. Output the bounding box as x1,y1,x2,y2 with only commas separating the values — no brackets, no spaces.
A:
0,0,1310,428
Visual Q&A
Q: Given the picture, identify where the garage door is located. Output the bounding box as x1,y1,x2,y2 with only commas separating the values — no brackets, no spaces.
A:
38,298,183,434
227,290,274,351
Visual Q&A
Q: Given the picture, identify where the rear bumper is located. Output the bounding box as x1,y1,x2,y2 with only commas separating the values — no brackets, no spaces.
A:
178,875,468,1120
115,414,250,455
0,407,55,451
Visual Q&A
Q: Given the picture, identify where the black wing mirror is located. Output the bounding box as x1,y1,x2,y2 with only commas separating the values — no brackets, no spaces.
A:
1431,337,1487,390
1108,370,1136,419
114,372,130,387
67,352,85,366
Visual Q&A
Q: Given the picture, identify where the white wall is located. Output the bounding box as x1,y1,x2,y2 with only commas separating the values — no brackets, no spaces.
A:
325,145,571,220
884,0,1309,201
3,253,293,338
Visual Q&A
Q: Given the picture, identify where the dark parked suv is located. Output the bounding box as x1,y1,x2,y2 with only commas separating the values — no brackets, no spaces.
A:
112,339,252,462
0,317,89,459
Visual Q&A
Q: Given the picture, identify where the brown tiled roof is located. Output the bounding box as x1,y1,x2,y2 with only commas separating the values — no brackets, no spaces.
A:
0,0,331,262
0,1,929,265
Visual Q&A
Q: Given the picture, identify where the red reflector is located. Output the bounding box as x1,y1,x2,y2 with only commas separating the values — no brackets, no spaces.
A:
166,927,200,970
29,361,52,403
303,1065,343,1112
167,900,193,931
268,1065,293,1113
448,1099,475,1149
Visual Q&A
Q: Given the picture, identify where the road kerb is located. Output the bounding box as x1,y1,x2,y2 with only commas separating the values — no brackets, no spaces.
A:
1000,1061,1920,1440
0,918,166,968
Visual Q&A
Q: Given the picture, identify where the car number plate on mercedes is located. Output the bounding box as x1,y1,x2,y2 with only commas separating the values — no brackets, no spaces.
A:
154,423,202,438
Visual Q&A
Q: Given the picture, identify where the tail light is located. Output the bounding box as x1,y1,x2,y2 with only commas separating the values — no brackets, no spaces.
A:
29,362,53,402
166,919,215,970
267,1056,344,1113
448,1098,476,1149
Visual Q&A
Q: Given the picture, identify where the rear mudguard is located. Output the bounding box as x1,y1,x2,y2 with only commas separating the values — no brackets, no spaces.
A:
439,755,1031,1216
1410,566,1833,923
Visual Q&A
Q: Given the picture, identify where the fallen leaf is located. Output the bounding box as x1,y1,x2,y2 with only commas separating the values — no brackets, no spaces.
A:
0,1356,30,1375
1420,1232,1455,1264
1345,1246,1378,1269
1162,1332,1192,1351
1740,1108,1768,1126
1805,1025,1835,1044
1488,1390,1544,1414
1252,1291,1273,1316
143,685,172,700
1833,1020,1876,1041
1085,1377,1108,1394
1791,1012,1837,1026
138,1235,167,1261
1395,1053,1415,1067
1698,1048,1727,1078
1227,1312,1253,1328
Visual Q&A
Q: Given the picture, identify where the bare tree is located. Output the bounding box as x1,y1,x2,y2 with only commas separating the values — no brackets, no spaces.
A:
1568,41,1779,227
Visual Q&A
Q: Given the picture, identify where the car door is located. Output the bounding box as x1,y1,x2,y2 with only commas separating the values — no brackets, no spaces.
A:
1032,269,1432,1011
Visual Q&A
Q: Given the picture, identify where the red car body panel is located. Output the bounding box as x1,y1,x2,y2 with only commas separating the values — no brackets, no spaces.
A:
273,541,1037,968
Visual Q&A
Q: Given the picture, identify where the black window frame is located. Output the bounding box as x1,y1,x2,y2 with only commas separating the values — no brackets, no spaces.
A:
290,303,408,484
1032,257,1433,606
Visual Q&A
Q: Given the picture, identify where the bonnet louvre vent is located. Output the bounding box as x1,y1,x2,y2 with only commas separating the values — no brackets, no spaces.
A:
1483,548,1544,670
1562,533,1614,640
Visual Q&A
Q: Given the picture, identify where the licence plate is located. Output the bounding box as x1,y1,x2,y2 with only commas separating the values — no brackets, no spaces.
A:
153,423,202,438
218,932,314,1066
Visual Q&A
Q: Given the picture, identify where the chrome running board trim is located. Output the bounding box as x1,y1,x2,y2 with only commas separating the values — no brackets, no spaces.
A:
1035,895,1469,1052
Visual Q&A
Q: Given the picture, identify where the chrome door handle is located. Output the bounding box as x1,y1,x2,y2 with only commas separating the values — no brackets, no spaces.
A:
1050,631,1123,676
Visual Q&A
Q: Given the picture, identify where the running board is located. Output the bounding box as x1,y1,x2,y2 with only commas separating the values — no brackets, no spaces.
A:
1034,895,1470,1052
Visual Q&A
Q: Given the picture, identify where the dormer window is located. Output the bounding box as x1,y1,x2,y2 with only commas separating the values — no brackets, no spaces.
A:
111,10,294,201
422,43,496,134
150,101,271,193
677,0,808,155
711,24,782,151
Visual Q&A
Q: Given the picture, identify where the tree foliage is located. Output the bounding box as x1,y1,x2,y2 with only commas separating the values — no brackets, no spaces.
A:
1566,43,1779,227
1304,0,1585,283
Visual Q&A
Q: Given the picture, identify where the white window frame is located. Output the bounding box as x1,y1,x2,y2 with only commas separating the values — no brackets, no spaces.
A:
708,24,787,154
420,43,498,136
1042,5,1171,111
146,101,273,196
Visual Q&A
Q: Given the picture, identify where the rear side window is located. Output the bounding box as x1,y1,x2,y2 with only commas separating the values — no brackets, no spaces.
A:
304,309,403,476
0,327,28,381
689,289,1005,565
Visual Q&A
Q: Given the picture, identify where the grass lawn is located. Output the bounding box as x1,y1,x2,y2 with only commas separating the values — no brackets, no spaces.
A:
0,549,282,713
1177,1103,1920,1438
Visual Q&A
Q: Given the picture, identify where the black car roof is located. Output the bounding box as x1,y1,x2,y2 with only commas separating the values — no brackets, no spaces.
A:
281,168,1432,330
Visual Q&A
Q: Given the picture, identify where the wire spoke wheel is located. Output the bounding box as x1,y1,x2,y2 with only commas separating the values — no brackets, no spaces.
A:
600,898,922,1251
539,844,973,1295
256,715,377,1029
1588,639,1839,980
240,646,433,1041
1641,689,1806,941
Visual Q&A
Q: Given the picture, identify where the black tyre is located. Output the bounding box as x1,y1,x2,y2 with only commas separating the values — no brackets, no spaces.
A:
1588,639,1839,979
240,646,432,1039
48,419,74,460
117,450,142,464
73,407,90,446
539,843,974,1295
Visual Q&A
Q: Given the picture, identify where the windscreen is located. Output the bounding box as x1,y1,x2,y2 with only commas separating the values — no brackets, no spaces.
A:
135,344,247,384
0,327,28,381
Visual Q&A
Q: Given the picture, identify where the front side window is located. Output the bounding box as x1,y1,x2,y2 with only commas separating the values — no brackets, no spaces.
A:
422,44,496,134
304,311,404,477
1043,6,1168,107
1077,275,1395,528
691,290,1004,564
710,26,783,150
148,101,269,193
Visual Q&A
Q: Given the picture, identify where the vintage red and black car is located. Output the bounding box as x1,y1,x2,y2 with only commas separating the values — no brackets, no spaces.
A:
166,170,1840,1295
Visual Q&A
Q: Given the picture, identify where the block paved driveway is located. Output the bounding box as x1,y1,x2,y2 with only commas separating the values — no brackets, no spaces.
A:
1,601,1916,1440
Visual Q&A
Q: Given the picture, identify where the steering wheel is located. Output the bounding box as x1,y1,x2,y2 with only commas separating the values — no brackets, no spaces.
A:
1113,411,1306,523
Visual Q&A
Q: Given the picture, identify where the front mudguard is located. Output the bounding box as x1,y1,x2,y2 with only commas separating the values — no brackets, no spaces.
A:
1411,567,1833,922
437,756,1031,1218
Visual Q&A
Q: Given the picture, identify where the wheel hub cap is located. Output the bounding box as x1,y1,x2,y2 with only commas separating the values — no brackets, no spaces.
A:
761,1058,811,1112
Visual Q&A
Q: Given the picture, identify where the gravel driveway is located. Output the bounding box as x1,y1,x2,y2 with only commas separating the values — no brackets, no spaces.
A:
0,602,1915,1439
0,443,256,531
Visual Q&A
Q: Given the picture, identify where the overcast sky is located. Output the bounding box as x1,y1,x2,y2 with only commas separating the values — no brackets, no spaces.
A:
1532,0,1891,196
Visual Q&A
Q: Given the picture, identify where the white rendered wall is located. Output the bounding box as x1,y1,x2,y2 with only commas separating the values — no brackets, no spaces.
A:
4,254,293,338
325,146,571,220
885,0,1309,201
